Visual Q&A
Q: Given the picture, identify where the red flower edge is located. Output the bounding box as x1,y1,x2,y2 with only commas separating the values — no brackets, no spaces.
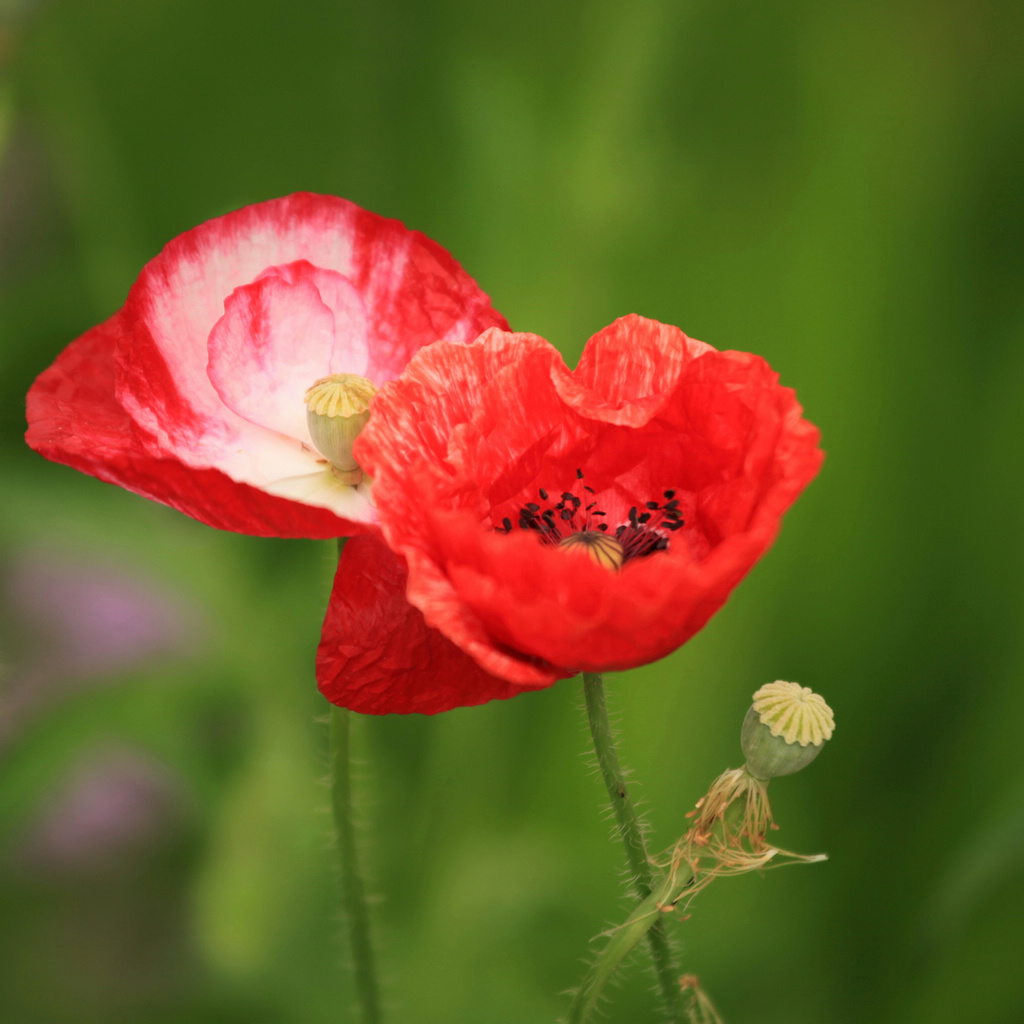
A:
318,316,823,711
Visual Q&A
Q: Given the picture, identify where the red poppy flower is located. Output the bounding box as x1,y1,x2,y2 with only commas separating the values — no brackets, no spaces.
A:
25,193,507,537
318,317,822,713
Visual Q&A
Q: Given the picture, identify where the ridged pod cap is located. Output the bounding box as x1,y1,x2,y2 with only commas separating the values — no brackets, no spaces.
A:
741,681,834,779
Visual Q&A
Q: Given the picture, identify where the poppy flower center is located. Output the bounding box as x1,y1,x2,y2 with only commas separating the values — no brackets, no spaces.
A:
496,470,684,571
304,373,377,485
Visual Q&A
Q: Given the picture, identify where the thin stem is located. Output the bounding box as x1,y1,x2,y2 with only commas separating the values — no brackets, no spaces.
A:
582,671,684,1023
330,696,383,1024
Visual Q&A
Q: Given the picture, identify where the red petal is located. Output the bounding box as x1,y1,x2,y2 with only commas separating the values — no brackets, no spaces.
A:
554,314,713,426
357,328,562,470
25,316,357,538
317,535,539,714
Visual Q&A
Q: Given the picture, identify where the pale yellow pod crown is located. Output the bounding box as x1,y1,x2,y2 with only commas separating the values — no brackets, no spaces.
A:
751,681,835,748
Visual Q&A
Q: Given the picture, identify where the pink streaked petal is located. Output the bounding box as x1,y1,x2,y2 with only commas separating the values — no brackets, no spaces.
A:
116,304,377,524
25,316,365,538
253,260,370,377
208,274,337,441
358,238,506,383
115,323,347,522
117,194,508,461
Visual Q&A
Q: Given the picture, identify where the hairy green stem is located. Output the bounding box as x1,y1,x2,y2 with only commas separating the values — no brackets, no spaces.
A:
330,704,383,1024
581,672,684,1023
327,539,382,1022
566,887,668,1024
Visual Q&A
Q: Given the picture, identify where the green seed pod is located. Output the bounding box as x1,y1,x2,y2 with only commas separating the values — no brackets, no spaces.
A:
741,681,834,780
304,374,378,484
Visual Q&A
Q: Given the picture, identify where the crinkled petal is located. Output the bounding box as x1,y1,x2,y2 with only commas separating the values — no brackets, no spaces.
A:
397,505,567,686
25,316,361,537
553,314,713,426
317,535,540,714
358,328,561,471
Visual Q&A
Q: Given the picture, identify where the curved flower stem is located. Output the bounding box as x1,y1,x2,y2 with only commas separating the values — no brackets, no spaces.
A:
330,704,384,1024
581,671,684,1023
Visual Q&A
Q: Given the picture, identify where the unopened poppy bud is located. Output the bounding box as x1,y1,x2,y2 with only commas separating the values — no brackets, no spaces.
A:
741,681,834,780
558,530,625,571
304,374,378,485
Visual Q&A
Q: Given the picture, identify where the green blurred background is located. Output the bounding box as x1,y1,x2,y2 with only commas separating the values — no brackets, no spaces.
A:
2,1,1022,1021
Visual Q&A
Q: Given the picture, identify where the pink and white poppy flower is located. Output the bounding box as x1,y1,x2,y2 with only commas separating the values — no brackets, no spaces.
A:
26,193,507,537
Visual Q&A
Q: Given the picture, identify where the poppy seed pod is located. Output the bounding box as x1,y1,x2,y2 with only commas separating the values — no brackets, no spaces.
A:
305,374,378,484
741,681,834,780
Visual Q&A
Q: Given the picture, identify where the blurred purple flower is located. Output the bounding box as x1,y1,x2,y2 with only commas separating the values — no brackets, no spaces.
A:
9,746,190,878
0,548,198,748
